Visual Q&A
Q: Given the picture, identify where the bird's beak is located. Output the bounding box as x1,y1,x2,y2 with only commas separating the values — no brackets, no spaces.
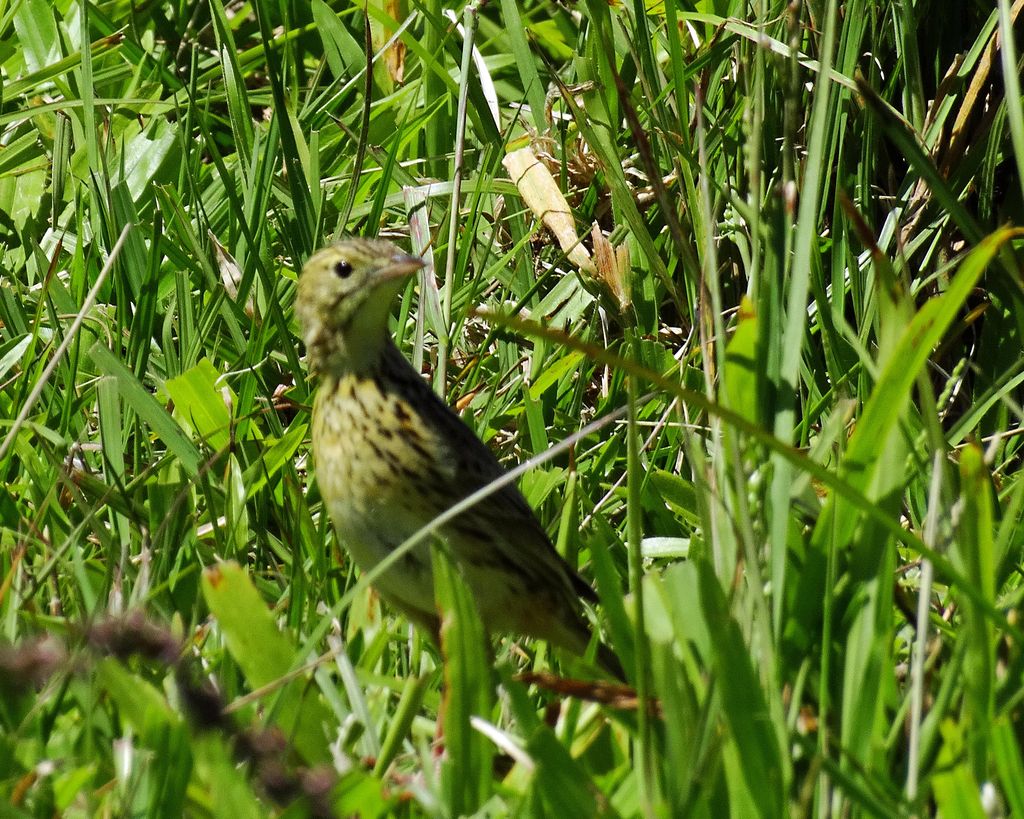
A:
379,252,425,281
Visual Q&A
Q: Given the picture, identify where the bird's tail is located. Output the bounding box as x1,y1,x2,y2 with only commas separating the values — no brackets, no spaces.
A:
554,613,626,682
596,641,626,682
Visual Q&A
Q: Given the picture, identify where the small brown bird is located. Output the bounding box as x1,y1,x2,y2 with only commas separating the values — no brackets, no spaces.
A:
296,237,621,678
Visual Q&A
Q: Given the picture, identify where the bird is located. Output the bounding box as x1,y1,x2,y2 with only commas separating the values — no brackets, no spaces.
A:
295,237,622,679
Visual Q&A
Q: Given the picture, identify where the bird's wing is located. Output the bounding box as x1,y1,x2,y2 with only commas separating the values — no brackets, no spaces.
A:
378,342,597,605
418,382,598,605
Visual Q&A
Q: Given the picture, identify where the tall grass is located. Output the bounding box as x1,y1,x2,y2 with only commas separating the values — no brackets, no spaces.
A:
2,0,1023,816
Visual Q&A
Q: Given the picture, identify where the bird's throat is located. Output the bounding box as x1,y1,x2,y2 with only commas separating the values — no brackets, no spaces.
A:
314,324,393,377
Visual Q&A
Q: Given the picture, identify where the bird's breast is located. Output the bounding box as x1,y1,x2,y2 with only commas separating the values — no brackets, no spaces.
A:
312,370,460,616
312,371,456,547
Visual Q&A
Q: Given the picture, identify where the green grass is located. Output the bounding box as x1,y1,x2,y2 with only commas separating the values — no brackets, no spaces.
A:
2,0,1024,816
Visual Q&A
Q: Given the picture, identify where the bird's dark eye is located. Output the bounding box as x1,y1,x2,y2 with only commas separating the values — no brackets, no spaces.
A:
333,260,353,279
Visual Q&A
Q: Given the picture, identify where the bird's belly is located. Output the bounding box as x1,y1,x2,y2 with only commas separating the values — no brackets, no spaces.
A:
326,494,529,634
324,493,437,613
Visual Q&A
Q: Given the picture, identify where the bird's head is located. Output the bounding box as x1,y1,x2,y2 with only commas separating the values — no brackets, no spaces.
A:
296,238,424,374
